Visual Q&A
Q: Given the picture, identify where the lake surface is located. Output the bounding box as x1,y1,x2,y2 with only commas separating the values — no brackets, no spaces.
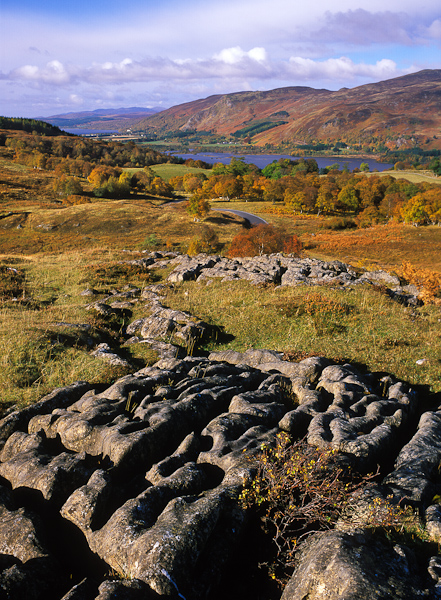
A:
61,128,119,135
171,152,394,171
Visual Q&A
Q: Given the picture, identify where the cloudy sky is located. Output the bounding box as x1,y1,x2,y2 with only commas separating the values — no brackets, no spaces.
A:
1,0,440,117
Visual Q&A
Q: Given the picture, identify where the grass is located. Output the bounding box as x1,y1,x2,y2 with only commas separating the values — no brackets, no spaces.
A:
150,163,212,181
165,279,441,393
123,163,212,181
0,250,161,410
0,197,245,255
373,169,441,186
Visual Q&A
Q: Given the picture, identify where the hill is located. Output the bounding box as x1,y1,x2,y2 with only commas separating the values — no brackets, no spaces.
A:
130,70,441,151
39,107,163,131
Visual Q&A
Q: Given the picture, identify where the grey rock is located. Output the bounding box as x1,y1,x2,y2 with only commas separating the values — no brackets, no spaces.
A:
281,529,428,600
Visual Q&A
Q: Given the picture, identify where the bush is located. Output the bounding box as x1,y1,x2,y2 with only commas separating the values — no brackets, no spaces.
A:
240,434,427,584
240,435,363,580
355,206,383,228
187,225,220,255
228,224,302,257
326,217,357,230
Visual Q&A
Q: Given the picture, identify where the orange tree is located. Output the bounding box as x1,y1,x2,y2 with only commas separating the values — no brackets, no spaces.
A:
228,224,302,257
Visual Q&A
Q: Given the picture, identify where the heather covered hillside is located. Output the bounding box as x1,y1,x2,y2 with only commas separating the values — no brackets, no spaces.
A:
131,70,441,153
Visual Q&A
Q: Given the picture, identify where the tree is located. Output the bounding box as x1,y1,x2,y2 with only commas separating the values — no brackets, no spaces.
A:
359,162,370,172
228,224,302,257
263,179,286,203
316,179,339,214
429,158,441,176
52,175,83,198
337,185,360,212
284,189,306,213
355,205,383,228
186,192,210,220
422,188,441,225
401,194,429,226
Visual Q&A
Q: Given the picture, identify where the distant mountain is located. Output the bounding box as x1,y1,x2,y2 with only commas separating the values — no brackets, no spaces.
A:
39,107,163,130
130,70,441,150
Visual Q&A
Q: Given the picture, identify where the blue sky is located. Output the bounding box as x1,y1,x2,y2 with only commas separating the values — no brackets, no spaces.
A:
1,0,440,117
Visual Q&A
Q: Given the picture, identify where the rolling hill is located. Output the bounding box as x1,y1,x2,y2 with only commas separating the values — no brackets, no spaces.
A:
39,107,163,131
130,70,441,150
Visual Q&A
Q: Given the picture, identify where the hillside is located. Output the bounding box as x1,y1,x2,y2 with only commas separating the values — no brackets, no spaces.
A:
39,107,162,130
131,70,441,150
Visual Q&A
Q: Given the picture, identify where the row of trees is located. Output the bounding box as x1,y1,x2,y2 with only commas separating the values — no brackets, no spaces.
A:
2,132,181,172
52,165,175,200
4,127,441,226
176,158,441,226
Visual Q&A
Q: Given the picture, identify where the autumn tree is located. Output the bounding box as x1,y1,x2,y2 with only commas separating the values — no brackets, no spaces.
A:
228,224,302,257
53,175,83,197
401,194,429,225
186,192,210,220
337,184,360,212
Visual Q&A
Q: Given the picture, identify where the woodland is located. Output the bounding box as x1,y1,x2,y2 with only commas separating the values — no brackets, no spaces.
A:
2,125,441,229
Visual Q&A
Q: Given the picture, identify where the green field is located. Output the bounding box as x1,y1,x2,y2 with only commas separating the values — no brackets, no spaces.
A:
124,163,212,181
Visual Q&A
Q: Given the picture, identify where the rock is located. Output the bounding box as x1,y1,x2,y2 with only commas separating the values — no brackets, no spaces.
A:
360,269,401,287
91,343,132,368
281,529,430,600
383,410,441,504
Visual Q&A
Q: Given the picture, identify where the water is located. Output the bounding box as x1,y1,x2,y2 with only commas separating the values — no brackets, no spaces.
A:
61,128,119,135
171,151,394,172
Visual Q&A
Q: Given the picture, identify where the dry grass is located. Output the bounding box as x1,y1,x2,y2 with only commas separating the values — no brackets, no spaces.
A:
373,170,441,186
165,279,441,393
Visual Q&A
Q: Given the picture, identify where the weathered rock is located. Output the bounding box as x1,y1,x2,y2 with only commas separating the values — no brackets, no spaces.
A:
281,529,430,600
0,300,436,600
383,410,441,504
91,343,132,368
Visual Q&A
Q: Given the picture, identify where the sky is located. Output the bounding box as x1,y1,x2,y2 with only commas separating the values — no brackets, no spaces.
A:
1,0,440,118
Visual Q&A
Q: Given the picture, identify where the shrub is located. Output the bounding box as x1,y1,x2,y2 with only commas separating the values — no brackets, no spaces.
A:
400,262,441,304
240,435,363,580
138,233,161,251
355,206,383,228
187,225,220,256
228,224,302,257
325,217,357,230
0,265,27,299
241,434,428,584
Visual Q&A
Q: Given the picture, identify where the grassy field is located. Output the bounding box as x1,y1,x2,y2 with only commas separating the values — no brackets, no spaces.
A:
165,279,441,393
124,163,212,181
374,169,441,185
0,250,163,408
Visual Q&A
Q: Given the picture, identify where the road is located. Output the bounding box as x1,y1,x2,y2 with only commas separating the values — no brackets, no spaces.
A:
213,208,268,226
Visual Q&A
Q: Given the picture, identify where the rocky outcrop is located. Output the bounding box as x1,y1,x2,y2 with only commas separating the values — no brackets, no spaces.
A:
280,529,430,600
0,251,438,599
0,349,440,599
161,253,423,306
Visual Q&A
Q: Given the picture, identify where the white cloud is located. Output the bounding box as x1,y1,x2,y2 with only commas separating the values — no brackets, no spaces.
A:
69,94,83,105
213,47,267,64
4,53,406,89
12,60,72,84
287,56,399,81
425,19,441,40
